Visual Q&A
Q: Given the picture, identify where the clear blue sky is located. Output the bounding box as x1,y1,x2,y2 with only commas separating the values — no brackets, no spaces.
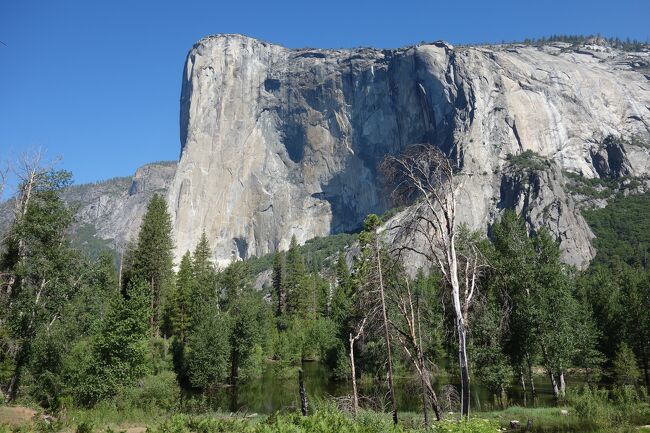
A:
1,0,649,195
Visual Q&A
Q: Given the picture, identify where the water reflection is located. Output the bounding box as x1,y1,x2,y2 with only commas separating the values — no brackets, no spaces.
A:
186,361,577,414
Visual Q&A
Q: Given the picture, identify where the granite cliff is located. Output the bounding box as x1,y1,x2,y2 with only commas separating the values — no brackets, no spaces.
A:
167,34,650,269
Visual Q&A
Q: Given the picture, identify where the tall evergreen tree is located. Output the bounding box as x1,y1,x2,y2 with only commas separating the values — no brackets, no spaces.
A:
75,282,150,405
127,194,174,336
272,252,286,318
285,236,310,318
170,252,193,343
191,232,216,305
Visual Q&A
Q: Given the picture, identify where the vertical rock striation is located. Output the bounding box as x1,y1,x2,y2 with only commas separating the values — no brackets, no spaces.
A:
168,34,650,268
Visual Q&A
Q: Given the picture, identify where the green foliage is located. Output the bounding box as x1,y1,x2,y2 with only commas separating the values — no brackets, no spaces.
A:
245,232,358,277
564,171,620,199
75,422,93,433
69,223,115,260
123,194,174,335
74,284,151,406
119,370,179,412
0,168,81,402
583,192,650,268
148,410,499,433
487,211,604,400
506,150,551,172
285,235,310,318
569,385,650,428
184,306,231,388
470,295,513,405
191,232,218,309
169,252,193,343
228,291,268,384
613,343,640,386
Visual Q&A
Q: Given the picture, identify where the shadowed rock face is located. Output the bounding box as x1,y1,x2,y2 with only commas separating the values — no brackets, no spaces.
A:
168,34,650,268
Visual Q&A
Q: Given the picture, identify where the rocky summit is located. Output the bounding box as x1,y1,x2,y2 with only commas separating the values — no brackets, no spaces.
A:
165,34,650,268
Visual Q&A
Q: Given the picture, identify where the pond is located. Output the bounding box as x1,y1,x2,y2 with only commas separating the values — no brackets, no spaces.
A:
187,361,579,414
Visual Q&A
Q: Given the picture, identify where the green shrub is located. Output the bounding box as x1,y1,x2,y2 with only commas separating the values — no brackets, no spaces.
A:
569,385,650,428
506,150,551,172
569,386,620,427
613,343,641,386
119,371,179,412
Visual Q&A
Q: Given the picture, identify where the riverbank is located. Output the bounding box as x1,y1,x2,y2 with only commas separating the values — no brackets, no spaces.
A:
3,403,650,433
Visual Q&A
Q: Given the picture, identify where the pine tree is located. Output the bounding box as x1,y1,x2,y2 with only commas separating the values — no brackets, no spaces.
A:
185,304,231,389
272,252,286,317
613,342,640,386
285,235,309,318
228,292,264,386
128,194,174,336
171,252,193,343
75,282,150,405
186,233,217,322
219,260,248,311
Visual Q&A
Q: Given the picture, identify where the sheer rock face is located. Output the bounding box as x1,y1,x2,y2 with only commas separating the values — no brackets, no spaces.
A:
168,34,650,268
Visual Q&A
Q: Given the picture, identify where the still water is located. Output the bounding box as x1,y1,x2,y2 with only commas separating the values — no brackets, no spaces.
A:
187,362,575,414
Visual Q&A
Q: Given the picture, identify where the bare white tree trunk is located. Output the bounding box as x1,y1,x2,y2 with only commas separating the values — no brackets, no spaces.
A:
391,279,444,422
376,237,398,425
349,317,366,415
381,144,485,419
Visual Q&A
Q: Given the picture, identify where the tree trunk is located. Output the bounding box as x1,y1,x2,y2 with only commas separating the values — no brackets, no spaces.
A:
520,367,527,407
423,374,444,421
299,369,308,416
559,371,566,398
5,368,20,403
642,356,649,394
457,317,470,418
349,333,359,414
230,349,239,387
5,344,28,403
448,236,471,419
549,371,560,400
376,239,398,425
526,355,536,400
419,362,429,426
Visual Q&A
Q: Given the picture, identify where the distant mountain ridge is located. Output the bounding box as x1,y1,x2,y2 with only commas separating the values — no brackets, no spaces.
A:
0,161,177,255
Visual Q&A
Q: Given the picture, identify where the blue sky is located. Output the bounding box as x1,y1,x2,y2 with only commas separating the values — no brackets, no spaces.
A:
1,0,649,196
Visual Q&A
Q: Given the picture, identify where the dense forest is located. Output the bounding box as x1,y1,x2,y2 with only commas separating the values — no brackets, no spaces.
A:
1,147,649,433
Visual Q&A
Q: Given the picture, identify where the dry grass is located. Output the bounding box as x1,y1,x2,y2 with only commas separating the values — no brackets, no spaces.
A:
0,406,37,427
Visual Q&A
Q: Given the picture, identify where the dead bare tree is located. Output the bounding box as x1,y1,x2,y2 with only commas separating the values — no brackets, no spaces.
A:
381,143,486,419
349,316,367,414
0,160,9,202
3,149,46,298
355,216,399,424
388,277,444,422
